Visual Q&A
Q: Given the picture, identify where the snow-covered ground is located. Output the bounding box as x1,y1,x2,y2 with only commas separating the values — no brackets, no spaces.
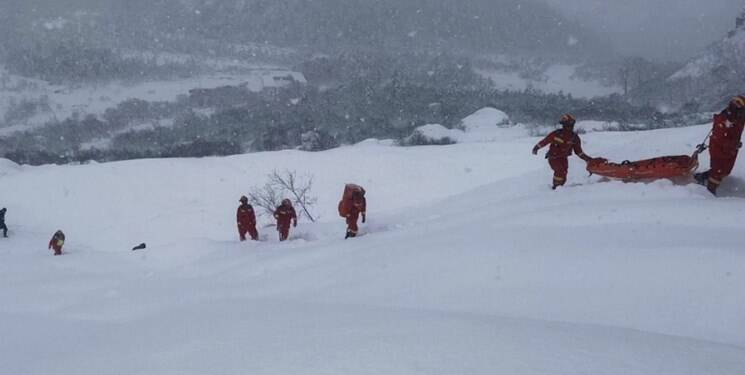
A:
1,122,744,374
478,64,621,98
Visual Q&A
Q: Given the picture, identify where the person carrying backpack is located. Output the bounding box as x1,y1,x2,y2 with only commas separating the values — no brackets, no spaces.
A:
338,185,366,239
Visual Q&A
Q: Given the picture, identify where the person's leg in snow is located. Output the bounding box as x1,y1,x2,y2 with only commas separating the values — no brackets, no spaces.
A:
52,245,62,256
548,157,569,189
706,156,737,195
345,212,359,239
238,225,248,241
248,226,258,241
278,224,290,241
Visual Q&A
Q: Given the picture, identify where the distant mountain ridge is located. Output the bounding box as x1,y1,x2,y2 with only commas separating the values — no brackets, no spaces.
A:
632,10,745,111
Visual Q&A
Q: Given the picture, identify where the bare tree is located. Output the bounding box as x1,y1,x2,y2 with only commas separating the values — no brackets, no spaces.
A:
247,169,317,222
247,182,282,218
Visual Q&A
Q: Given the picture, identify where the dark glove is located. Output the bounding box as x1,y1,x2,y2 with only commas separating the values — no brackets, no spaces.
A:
362,214,366,223
293,221,297,227
532,146,539,155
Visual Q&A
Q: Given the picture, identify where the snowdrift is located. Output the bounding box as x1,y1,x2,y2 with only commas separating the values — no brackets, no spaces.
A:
0,124,744,375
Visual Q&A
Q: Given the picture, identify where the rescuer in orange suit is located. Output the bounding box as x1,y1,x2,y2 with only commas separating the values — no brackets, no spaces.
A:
273,199,297,241
237,196,258,241
532,114,594,189
694,95,745,195
344,190,366,239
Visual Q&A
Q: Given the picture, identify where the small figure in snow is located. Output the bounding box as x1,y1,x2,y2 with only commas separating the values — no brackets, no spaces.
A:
0,208,7,238
237,195,259,241
532,114,594,189
273,199,297,241
338,185,366,239
48,230,65,256
694,95,745,195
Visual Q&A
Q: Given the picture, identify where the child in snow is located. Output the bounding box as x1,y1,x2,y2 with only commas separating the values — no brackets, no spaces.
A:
273,199,297,241
532,114,594,189
48,230,65,256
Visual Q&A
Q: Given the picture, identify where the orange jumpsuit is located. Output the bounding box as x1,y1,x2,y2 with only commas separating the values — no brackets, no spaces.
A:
345,197,366,237
237,203,258,241
706,111,745,192
274,204,297,241
534,129,592,188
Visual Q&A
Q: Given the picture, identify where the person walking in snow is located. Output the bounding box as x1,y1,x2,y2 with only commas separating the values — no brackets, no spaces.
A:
273,199,297,241
237,196,259,241
0,208,8,238
532,114,594,189
48,230,65,256
694,95,745,195
338,187,366,239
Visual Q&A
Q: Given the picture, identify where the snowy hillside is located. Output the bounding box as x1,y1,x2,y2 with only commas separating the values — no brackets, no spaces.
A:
1,125,744,374
645,27,745,110
0,65,305,135
671,29,745,81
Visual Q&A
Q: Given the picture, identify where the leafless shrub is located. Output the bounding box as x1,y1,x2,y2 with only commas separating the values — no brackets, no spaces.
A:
247,169,317,222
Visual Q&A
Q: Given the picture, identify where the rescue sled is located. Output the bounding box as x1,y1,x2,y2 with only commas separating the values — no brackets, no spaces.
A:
587,149,701,181
338,183,366,217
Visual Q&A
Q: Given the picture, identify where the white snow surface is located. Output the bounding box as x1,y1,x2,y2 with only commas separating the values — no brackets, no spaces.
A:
1,125,745,374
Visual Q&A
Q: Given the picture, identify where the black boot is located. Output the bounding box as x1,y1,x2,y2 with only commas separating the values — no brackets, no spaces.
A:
694,171,709,186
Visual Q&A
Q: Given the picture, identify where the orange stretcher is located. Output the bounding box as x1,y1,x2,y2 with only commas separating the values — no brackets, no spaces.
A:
587,149,702,180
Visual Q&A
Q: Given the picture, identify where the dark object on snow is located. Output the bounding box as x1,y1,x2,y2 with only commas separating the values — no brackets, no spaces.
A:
132,243,147,251
0,208,7,238
49,230,65,256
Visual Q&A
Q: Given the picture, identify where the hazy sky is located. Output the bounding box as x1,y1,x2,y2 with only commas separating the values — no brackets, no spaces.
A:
544,0,743,61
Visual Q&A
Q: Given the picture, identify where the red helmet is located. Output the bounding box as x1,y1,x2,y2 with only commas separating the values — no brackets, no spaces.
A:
559,113,576,126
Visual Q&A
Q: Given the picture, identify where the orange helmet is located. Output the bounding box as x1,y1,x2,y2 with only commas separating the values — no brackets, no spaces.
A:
559,113,576,126
730,95,745,109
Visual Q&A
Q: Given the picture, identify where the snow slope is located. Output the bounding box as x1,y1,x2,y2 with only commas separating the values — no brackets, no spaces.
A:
1,124,744,374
